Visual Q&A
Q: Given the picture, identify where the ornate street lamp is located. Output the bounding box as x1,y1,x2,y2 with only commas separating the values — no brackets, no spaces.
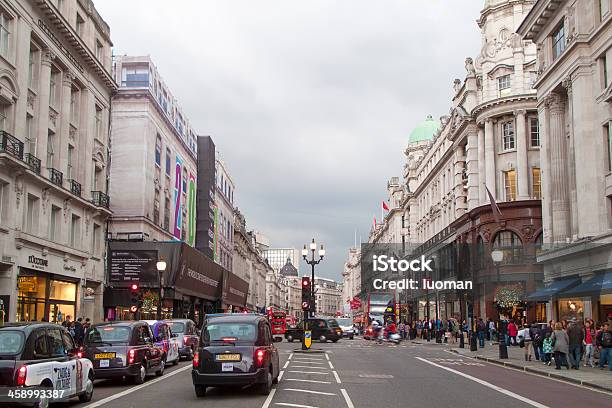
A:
156,258,167,320
302,239,325,318
491,249,507,359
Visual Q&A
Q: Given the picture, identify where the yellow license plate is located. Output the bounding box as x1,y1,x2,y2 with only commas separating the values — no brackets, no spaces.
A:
216,353,240,362
95,353,116,359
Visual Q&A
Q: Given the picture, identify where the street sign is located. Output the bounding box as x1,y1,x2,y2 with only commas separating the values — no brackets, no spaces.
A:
304,330,312,349
302,301,309,310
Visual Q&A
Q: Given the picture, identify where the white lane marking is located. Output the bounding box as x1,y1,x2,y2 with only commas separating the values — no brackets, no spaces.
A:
284,378,331,384
83,364,192,408
414,357,549,408
288,353,294,360
328,361,334,369
284,388,336,396
275,403,318,408
341,389,355,408
292,359,325,364
261,388,278,408
288,370,329,375
332,370,341,384
292,357,323,361
325,353,330,361
278,370,285,381
283,361,290,369
289,365,328,369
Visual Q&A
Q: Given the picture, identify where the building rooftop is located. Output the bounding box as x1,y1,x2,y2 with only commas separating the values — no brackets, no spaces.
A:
409,115,440,144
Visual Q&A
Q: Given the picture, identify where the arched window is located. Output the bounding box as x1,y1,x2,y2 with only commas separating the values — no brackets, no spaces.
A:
493,230,523,264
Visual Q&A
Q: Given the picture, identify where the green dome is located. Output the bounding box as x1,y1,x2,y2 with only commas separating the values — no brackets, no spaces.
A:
409,115,440,144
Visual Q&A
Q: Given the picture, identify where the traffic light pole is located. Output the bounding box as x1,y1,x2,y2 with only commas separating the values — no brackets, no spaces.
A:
301,239,325,351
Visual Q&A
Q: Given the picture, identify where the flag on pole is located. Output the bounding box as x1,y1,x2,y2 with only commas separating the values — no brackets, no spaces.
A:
382,201,390,211
373,215,377,229
485,185,502,223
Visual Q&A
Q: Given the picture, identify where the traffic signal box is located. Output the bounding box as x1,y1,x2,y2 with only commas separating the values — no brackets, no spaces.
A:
129,283,143,314
301,277,311,312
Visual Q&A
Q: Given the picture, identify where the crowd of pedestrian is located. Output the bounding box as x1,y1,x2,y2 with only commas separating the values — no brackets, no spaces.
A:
60,315,92,346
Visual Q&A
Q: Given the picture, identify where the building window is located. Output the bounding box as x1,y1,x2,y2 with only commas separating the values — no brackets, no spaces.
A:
67,145,74,180
49,71,58,106
49,205,60,241
529,117,540,147
46,130,55,168
606,122,612,172
95,40,103,61
153,198,160,225
25,114,36,155
552,23,566,60
70,87,79,124
532,167,541,199
94,105,102,140
155,135,162,166
92,223,100,255
498,74,511,97
26,194,40,234
164,197,170,231
601,0,610,21
602,54,609,89
492,230,523,264
503,169,517,201
0,180,8,224
70,214,81,248
121,65,149,87
0,11,10,57
502,121,515,150
165,148,171,175
28,45,38,89
76,13,84,37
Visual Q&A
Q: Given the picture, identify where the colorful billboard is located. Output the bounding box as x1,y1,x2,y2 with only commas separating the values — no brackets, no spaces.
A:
187,172,197,246
173,154,183,240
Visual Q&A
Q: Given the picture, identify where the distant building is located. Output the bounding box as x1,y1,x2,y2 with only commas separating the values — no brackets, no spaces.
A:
263,248,301,274
215,158,234,271
342,247,362,305
314,277,342,317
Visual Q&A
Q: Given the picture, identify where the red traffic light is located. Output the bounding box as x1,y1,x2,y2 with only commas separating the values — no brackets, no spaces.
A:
130,283,139,291
302,277,310,287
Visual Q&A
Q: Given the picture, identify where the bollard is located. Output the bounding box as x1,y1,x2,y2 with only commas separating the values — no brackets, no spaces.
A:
459,331,465,348
470,333,477,351
499,341,508,359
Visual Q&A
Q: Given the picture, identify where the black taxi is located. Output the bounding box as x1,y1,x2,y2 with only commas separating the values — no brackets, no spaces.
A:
191,314,281,397
0,323,94,405
81,321,165,384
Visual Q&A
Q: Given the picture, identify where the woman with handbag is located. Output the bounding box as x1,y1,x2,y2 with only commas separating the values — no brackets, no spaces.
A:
552,322,570,369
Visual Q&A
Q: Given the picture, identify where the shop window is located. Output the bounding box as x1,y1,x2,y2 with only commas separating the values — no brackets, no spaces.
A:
535,303,546,323
559,299,584,321
492,230,523,264
49,279,76,302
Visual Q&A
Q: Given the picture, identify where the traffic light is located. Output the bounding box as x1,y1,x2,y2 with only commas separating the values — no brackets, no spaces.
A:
129,282,141,314
301,277,311,312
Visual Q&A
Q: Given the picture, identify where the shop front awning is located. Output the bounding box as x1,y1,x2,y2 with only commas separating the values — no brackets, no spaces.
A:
525,277,581,302
558,271,612,298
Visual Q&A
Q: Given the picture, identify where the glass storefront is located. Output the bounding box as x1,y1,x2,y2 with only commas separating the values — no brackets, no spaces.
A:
558,298,584,322
599,294,612,322
16,270,78,323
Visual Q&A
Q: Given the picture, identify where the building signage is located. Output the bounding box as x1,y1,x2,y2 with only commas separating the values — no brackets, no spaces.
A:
173,244,223,300
187,172,197,246
28,255,48,270
109,250,158,283
196,136,216,260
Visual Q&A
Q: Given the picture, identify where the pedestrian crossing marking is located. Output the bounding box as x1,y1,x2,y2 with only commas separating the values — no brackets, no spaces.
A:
284,378,332,384
283,388,336,396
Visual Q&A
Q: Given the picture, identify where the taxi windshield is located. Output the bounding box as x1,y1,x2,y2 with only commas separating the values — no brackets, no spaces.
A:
0,331,24,354
86,326,131,343
166,322,185,333
327,319,340,328
203,323,256,342
336,318,352,326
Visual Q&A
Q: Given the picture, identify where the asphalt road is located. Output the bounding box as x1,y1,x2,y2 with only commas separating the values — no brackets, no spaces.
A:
52,337,611,408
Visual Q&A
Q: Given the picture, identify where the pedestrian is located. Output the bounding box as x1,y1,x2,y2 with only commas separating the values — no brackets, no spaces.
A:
596,322,611,370
519,324,533,361
416,320,422,339
542,331,553,365
487,318,495,343
508,320,518,346
476,318,486,348
62,315,72,328
583,320,595,367
531,323,542,361
567,319,584,369
552,322,570,370
398,321,406,340
73,317,85,346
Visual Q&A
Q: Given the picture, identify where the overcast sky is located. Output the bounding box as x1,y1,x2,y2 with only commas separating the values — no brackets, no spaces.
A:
96,0,484,282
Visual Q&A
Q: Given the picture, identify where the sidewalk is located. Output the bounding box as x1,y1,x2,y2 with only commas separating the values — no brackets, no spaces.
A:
440,341,612,393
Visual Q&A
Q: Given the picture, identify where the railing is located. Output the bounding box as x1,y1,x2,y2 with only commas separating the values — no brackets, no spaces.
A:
24,153,41,174
69,179,82,197
92,191,110,209
0,130,24,160
48,168,63,187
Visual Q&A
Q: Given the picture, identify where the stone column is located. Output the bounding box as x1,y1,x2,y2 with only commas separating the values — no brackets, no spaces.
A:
58,71,75,183
36,50,55,170
13,20,31,140
477,126,486,205
454,146,467,217
538,102,552,242
484,118,496,199
466,128,479,210
548,93,570,243
515,109,529,200
563,78,578,239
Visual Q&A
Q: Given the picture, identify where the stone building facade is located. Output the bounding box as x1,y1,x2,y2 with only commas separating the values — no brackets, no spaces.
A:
518,0,612,322
0,0,115,323
215,157,234,272
314,277,342,317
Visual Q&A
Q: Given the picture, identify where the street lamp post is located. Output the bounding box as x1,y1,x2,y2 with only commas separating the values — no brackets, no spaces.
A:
491,249,508,359
302,239,325,350
156,258,167,320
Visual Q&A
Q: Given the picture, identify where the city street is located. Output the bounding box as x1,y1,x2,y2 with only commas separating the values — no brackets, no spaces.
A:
55,338,611,408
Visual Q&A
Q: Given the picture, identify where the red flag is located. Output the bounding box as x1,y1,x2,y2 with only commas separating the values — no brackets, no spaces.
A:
486,185,503,223
373,215,377,228
382,201,390,211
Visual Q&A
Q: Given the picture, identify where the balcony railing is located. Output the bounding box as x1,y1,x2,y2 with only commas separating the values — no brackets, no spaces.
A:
69,179,82,197
0,130,24,160
24,153,41,174
48,168,63,187
92,191,110,209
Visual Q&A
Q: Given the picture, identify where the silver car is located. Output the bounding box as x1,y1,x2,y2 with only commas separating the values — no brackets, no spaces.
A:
336,318,355,339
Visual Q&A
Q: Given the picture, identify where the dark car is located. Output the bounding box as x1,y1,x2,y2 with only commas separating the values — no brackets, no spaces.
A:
285,318,342,343
82,321,165,384
0,323,95,405
165,319,199,360
191,314,281,397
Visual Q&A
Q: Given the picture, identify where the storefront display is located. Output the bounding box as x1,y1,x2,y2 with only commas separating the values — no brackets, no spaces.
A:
16,270,78,323
558,298,584,322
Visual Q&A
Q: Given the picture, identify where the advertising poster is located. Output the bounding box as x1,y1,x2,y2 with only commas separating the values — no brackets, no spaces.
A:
187,172,197,246
173,154,183,240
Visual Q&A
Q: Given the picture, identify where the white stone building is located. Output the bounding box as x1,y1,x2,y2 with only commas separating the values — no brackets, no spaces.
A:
109,55,198,244
518,0,612,322
215,157,234,272
314,277,342,317
342,247,361,305
0,0,115,323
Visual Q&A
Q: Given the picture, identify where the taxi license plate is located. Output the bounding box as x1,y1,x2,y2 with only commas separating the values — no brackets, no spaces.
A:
222,363,234,372
216,353,240,362
95,353,116,359
99,359,110,368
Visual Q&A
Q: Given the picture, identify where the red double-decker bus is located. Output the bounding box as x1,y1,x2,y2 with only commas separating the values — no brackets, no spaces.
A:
266,308,287,338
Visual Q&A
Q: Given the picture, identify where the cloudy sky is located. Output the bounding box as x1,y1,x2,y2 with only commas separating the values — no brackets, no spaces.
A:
96,0,484,281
